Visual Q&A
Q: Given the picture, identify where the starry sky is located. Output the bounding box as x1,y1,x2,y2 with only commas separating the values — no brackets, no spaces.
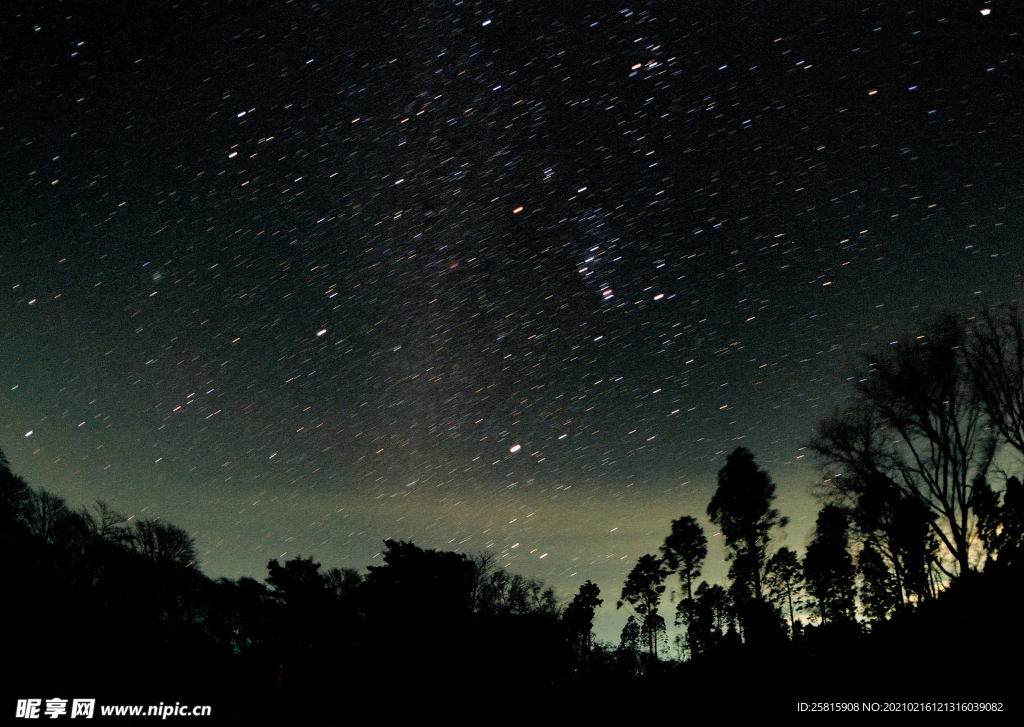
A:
2,0,1021,640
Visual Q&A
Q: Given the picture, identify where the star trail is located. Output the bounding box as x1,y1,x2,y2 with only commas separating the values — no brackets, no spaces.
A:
1,1,1020,637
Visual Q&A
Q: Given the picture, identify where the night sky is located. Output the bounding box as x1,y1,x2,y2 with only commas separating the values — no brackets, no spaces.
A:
2,0,1021,640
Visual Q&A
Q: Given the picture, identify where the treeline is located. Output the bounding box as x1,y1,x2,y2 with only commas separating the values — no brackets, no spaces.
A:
0,452,610,715
2,306,1022,714
609,307,1023,702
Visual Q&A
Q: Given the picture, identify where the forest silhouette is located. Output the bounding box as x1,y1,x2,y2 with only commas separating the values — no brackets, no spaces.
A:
3,308,1021,718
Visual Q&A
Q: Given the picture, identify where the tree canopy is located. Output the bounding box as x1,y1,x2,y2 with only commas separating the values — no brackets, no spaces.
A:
707,447,787,605
618,554,667,658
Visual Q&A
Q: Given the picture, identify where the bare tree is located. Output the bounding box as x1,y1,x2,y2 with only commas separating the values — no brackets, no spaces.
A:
810,316,994,577
966,305,1024,459
82,500,129,543
26,489,75,546
324,566,363,598
469,551,499,612
130,517,197,568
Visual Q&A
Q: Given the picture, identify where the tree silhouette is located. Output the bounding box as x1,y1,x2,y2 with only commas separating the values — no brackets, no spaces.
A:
764,547,803,637
263,555,347,688
82,500,129,544
696,582,732,636
643,612,667,665
681,581,733,657
850,485,939,604
975,475,1024,571
660,515,707,618
563,580,602,665
707,448,787,615
858,542,901,621
324,566,363,599
129,517,197,568
966,305,1024,458
209,575,276,659
658,515,707,655
267,556,331,605
617,615,641,674
810,316,993,577
473,566,557,618
25,489,77,546
0,447,32,530
617,554,667,659
803,505,856,625
364,539,478,629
